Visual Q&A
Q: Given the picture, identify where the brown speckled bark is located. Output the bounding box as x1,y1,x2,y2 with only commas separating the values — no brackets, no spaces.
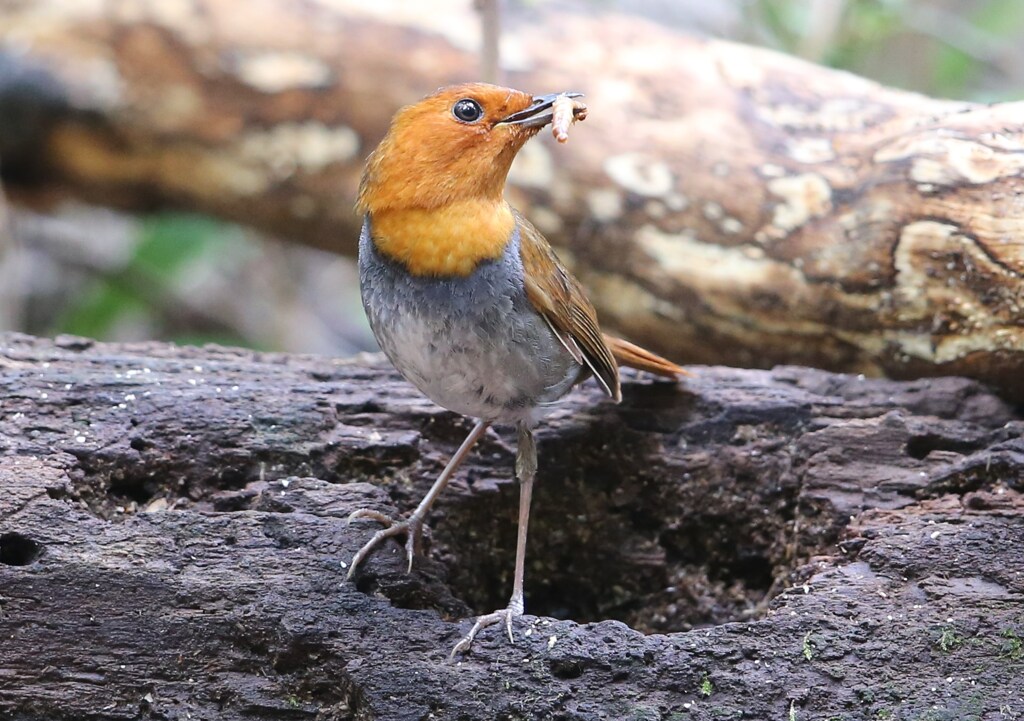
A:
1,1,1023,399
1,333,1023,720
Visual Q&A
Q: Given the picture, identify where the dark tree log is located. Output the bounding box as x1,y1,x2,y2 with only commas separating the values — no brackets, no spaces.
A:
1,1,1024,399
1,332,1022,719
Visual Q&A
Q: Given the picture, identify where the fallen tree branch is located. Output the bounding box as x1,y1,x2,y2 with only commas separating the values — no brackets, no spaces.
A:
1,1,1023,398
1,333,1021,719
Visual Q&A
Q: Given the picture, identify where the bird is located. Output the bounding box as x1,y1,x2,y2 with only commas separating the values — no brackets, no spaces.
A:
348,82,686,655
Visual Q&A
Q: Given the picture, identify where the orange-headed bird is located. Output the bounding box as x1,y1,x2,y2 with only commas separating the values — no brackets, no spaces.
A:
349,83,685,655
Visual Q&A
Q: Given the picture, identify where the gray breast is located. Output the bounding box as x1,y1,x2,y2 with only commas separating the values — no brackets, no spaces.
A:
358,218,581,423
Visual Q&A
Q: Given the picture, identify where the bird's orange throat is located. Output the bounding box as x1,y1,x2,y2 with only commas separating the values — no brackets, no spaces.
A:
368,200,515,277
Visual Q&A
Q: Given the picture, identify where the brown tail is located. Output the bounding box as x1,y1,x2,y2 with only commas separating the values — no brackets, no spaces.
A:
604,335,690,379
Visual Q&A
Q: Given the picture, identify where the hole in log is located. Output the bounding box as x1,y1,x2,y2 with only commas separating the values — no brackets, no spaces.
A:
429,415,811,634
0,532,44,566
905,433,980,460
549,658,585,679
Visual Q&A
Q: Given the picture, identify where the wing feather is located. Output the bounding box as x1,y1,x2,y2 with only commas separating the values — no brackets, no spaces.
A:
516,211,621,402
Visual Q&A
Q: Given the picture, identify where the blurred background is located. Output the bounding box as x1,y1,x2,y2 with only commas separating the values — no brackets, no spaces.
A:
2,0,1023,356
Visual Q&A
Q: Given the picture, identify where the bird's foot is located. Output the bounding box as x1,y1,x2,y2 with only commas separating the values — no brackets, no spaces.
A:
346,509,425,578
450,596,525,657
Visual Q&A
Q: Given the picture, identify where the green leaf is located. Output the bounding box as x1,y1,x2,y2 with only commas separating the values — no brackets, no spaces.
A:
134,213,227,278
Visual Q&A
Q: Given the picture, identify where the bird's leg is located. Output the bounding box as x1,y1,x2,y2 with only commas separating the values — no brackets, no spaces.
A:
451,422,537,656
347,419,490,578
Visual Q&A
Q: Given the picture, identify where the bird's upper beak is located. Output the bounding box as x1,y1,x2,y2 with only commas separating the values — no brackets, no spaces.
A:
496,92,584,128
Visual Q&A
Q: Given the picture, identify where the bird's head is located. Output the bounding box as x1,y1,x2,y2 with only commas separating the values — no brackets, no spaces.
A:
358,83,582,215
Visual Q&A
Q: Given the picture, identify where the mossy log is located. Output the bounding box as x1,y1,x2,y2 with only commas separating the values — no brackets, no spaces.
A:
1,333,1022,719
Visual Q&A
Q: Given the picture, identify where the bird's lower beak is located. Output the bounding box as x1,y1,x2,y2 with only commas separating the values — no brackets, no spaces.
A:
497,92,584,128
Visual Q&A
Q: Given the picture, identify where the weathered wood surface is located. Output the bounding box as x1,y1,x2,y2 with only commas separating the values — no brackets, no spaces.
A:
1,333,1022,719
1,1,1024,398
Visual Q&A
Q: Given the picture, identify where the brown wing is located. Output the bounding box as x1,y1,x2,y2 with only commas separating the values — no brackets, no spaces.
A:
516,211,622,402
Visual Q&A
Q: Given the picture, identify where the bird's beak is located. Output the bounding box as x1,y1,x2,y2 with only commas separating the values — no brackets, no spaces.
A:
496,92,584,128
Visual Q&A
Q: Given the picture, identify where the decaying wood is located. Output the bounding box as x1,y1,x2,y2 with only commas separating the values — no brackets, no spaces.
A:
1,1,1023,398
1,333,1022,719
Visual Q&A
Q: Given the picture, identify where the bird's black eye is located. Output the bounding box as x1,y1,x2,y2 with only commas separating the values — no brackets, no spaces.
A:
452,98,484,123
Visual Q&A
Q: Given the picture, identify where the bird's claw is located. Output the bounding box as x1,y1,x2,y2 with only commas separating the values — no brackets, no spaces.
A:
346,510,425,578
450,602,524,657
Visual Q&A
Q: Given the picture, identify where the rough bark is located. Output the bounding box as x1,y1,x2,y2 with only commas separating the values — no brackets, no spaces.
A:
1,1,1023,399
1,332,1022,720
